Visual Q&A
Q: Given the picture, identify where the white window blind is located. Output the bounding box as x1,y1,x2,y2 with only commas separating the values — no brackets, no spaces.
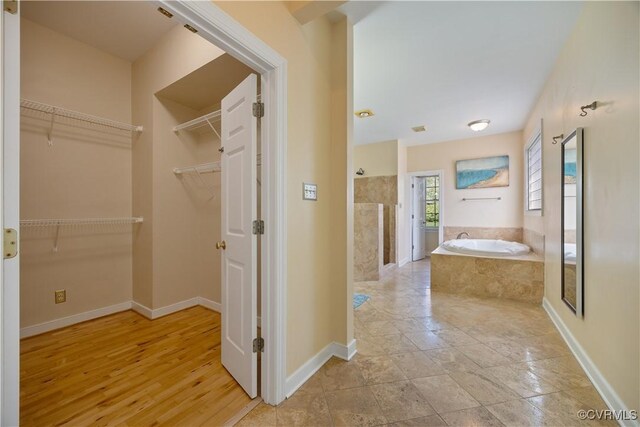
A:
527,133,542,210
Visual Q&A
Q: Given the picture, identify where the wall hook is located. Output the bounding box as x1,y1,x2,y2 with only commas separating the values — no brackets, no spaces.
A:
580,101,597,117
356,168,365,176
552,134,564,145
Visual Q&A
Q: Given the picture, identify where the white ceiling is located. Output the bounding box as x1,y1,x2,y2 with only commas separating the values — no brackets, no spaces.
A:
345,1,583,146
21,1,178,62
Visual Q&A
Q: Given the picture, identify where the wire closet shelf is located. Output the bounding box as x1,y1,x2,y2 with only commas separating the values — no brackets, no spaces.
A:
20,217,144,227
20,98,144,134
172,95,261,135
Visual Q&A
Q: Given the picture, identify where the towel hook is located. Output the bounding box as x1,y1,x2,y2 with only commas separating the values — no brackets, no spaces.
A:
579,101,597,117
552,134,564,145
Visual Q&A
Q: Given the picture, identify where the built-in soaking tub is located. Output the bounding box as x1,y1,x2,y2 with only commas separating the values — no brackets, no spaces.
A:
431,239,544,304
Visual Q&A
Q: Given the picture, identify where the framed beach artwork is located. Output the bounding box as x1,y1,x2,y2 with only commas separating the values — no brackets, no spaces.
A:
456,155,510,189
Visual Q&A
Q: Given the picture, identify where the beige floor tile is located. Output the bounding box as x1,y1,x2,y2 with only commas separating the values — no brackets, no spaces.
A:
319,357,365,391
275,392,333,427
455,344,513,368
563,386,609,411
411,374,480,413
380,334,421,354
324,387,387,427
296,371,325,395
404,330,449,351
355,355,407,385
364,320,402,336
389,351,446,379
481,364,559,398
485,399,565,427
449,370,520,405
369,380,435,422
440,406,506,427
433,329,480,347
356,335,390,357
522,357,592,390
423,348,482,373
235,402,277,427
527,392,617,426
385,414,447,426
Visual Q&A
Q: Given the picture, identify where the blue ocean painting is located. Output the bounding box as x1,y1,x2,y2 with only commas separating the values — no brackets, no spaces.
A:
456,155,510,189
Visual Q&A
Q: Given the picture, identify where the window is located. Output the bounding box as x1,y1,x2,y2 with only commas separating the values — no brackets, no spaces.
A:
526,130,543,211
425,175,440,227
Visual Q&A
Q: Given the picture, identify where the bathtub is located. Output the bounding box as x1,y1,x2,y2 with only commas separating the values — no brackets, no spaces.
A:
441,238,531,257
431,239,543,304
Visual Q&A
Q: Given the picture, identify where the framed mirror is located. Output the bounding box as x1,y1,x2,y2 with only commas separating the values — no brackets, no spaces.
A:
561,128,583,316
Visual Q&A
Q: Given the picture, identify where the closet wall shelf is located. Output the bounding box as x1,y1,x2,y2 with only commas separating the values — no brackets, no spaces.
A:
20,217,144,227
173,162,221,175
173,110,221,133
20,99,144,134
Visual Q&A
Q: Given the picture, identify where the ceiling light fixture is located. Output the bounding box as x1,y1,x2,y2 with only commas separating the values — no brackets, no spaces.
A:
412,125,427,133
468,119,490,132
355,109,374,118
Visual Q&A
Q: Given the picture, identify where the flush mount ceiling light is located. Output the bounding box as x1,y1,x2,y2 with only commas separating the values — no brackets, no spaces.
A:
355,109,374,118
412,125,427,133
468,119,490,132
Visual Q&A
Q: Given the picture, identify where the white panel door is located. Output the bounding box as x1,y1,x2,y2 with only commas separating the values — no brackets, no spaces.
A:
412,177,426,261
1,5,21,425
221,73,258,398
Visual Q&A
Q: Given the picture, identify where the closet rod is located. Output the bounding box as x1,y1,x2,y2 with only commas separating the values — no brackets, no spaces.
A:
21,99,144,133
20,217,144,227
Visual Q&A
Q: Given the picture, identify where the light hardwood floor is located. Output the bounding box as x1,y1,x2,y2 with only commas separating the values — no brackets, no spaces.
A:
21,306,252,426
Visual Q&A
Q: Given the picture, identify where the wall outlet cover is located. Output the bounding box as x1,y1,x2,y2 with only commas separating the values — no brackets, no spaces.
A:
55,290,66,304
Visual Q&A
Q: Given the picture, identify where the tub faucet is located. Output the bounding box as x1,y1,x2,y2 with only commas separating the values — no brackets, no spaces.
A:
456,232,470,239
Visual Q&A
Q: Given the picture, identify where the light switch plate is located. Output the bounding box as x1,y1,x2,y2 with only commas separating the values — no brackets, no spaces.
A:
303,183,317,201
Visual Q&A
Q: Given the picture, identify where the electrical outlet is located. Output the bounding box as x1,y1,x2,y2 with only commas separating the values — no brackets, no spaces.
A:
55,290,66,304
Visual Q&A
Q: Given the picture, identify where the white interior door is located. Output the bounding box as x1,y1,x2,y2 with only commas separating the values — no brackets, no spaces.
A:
220,73,258,398
412,177,426,261
1,4,21,424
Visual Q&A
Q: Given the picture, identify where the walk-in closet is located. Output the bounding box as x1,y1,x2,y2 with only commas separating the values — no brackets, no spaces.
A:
18,2,262,425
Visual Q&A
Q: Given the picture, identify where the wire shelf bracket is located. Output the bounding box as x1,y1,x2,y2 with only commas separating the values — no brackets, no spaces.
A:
20,217,144,252
20,99,143,145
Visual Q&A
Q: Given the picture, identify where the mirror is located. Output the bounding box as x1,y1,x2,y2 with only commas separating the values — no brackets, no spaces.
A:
561,128,583,315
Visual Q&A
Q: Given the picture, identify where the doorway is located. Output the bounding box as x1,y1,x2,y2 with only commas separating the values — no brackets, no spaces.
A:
410,171,443,262
1,1,288,424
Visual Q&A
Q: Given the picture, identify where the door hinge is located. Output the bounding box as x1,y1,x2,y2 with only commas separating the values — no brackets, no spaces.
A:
411,214,414,219
218,147,224,153
3,0,17,14
4,228,18,259
252,220,264,235
252,102,264,118
411,183,414,188
412,245,415,249
253,337,264,353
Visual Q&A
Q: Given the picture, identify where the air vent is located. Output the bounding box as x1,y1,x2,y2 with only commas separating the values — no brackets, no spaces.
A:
412,125,427,133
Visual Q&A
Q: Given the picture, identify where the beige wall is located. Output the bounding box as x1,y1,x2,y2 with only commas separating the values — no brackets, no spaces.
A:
354,140,398,178
216,1,352,375
523,2,639,411
407,131,524,229
131,26,225,308
20,19,133,327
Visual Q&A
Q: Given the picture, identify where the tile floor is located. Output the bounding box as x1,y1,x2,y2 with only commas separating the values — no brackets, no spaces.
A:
236,259,614,426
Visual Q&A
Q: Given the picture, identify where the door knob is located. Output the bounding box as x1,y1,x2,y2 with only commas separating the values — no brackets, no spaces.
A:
216,241,226,250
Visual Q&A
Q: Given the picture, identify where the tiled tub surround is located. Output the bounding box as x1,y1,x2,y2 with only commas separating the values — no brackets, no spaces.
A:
431,247,544,304
523,228,545,255
383,205,397,264
443,226,523,243
237,260,611,427
354,203,384,281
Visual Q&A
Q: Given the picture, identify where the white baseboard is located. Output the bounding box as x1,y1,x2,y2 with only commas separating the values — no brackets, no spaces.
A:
20,301,132,338
543,298,638,427
197,297,222,313
285,339,357,398
399,257,410,267
131,301,154,319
